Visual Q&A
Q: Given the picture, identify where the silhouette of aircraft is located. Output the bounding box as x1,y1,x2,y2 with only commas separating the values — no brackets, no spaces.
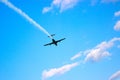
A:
44,34,66,46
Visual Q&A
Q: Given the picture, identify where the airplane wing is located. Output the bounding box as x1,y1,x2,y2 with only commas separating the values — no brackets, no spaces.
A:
44,42,54,46
56,38,66,43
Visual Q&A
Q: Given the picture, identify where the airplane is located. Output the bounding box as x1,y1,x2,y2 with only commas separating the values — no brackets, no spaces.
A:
44,34,66,46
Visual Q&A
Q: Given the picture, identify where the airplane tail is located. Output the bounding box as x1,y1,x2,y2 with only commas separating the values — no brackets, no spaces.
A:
48,34,55,37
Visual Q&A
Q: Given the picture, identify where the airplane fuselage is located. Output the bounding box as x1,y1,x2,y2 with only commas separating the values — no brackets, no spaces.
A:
44,36,65,46
52,39,58,46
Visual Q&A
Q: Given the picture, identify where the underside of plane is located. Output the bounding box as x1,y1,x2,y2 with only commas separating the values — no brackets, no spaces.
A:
44,34,66,46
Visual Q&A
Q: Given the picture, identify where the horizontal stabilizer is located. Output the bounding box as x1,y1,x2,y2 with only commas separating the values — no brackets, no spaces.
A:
48,34,55,37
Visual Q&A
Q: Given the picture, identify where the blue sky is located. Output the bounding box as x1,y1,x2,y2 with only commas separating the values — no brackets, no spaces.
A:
0,0,120,80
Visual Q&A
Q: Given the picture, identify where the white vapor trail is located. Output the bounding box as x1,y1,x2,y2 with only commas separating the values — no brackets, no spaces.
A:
1,0,52,39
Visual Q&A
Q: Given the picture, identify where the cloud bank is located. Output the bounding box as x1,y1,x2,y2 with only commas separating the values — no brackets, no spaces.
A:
42,0,120,13
71,37,120,62
1,0,52,38
42,62,79,80
84,38,120,62
109,70,120,80
42,37,120,80
84,37,120,62
42,0,79,13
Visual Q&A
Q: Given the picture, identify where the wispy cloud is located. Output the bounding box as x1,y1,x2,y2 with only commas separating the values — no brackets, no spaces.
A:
42,0,79,13
71,37,120,62
1,0,52,38
109,70,120,80
42,7,52,14
42,37,120,80
42,0,120,13
84,37,120,62
71,52,82,61
42,62,79,80
84,49,110,62
115,11,120,17
114,11,120,31
114,20,120,31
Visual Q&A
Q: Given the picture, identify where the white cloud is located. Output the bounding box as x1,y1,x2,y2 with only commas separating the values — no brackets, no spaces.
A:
109,70,120,80
69,38,120,62
60,0,78,12
71,52,82,61
53,0,62,7
42,62,79,80
114,11,120,17
42,37,120,80
42,0,120,13
114,20,120,31
42,0,79,13
84,49,110,62
114,11,120,31
84,37,120,62
42,7,52,14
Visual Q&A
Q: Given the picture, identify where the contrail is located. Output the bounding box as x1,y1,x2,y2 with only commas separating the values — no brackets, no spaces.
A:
1,0,53,39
